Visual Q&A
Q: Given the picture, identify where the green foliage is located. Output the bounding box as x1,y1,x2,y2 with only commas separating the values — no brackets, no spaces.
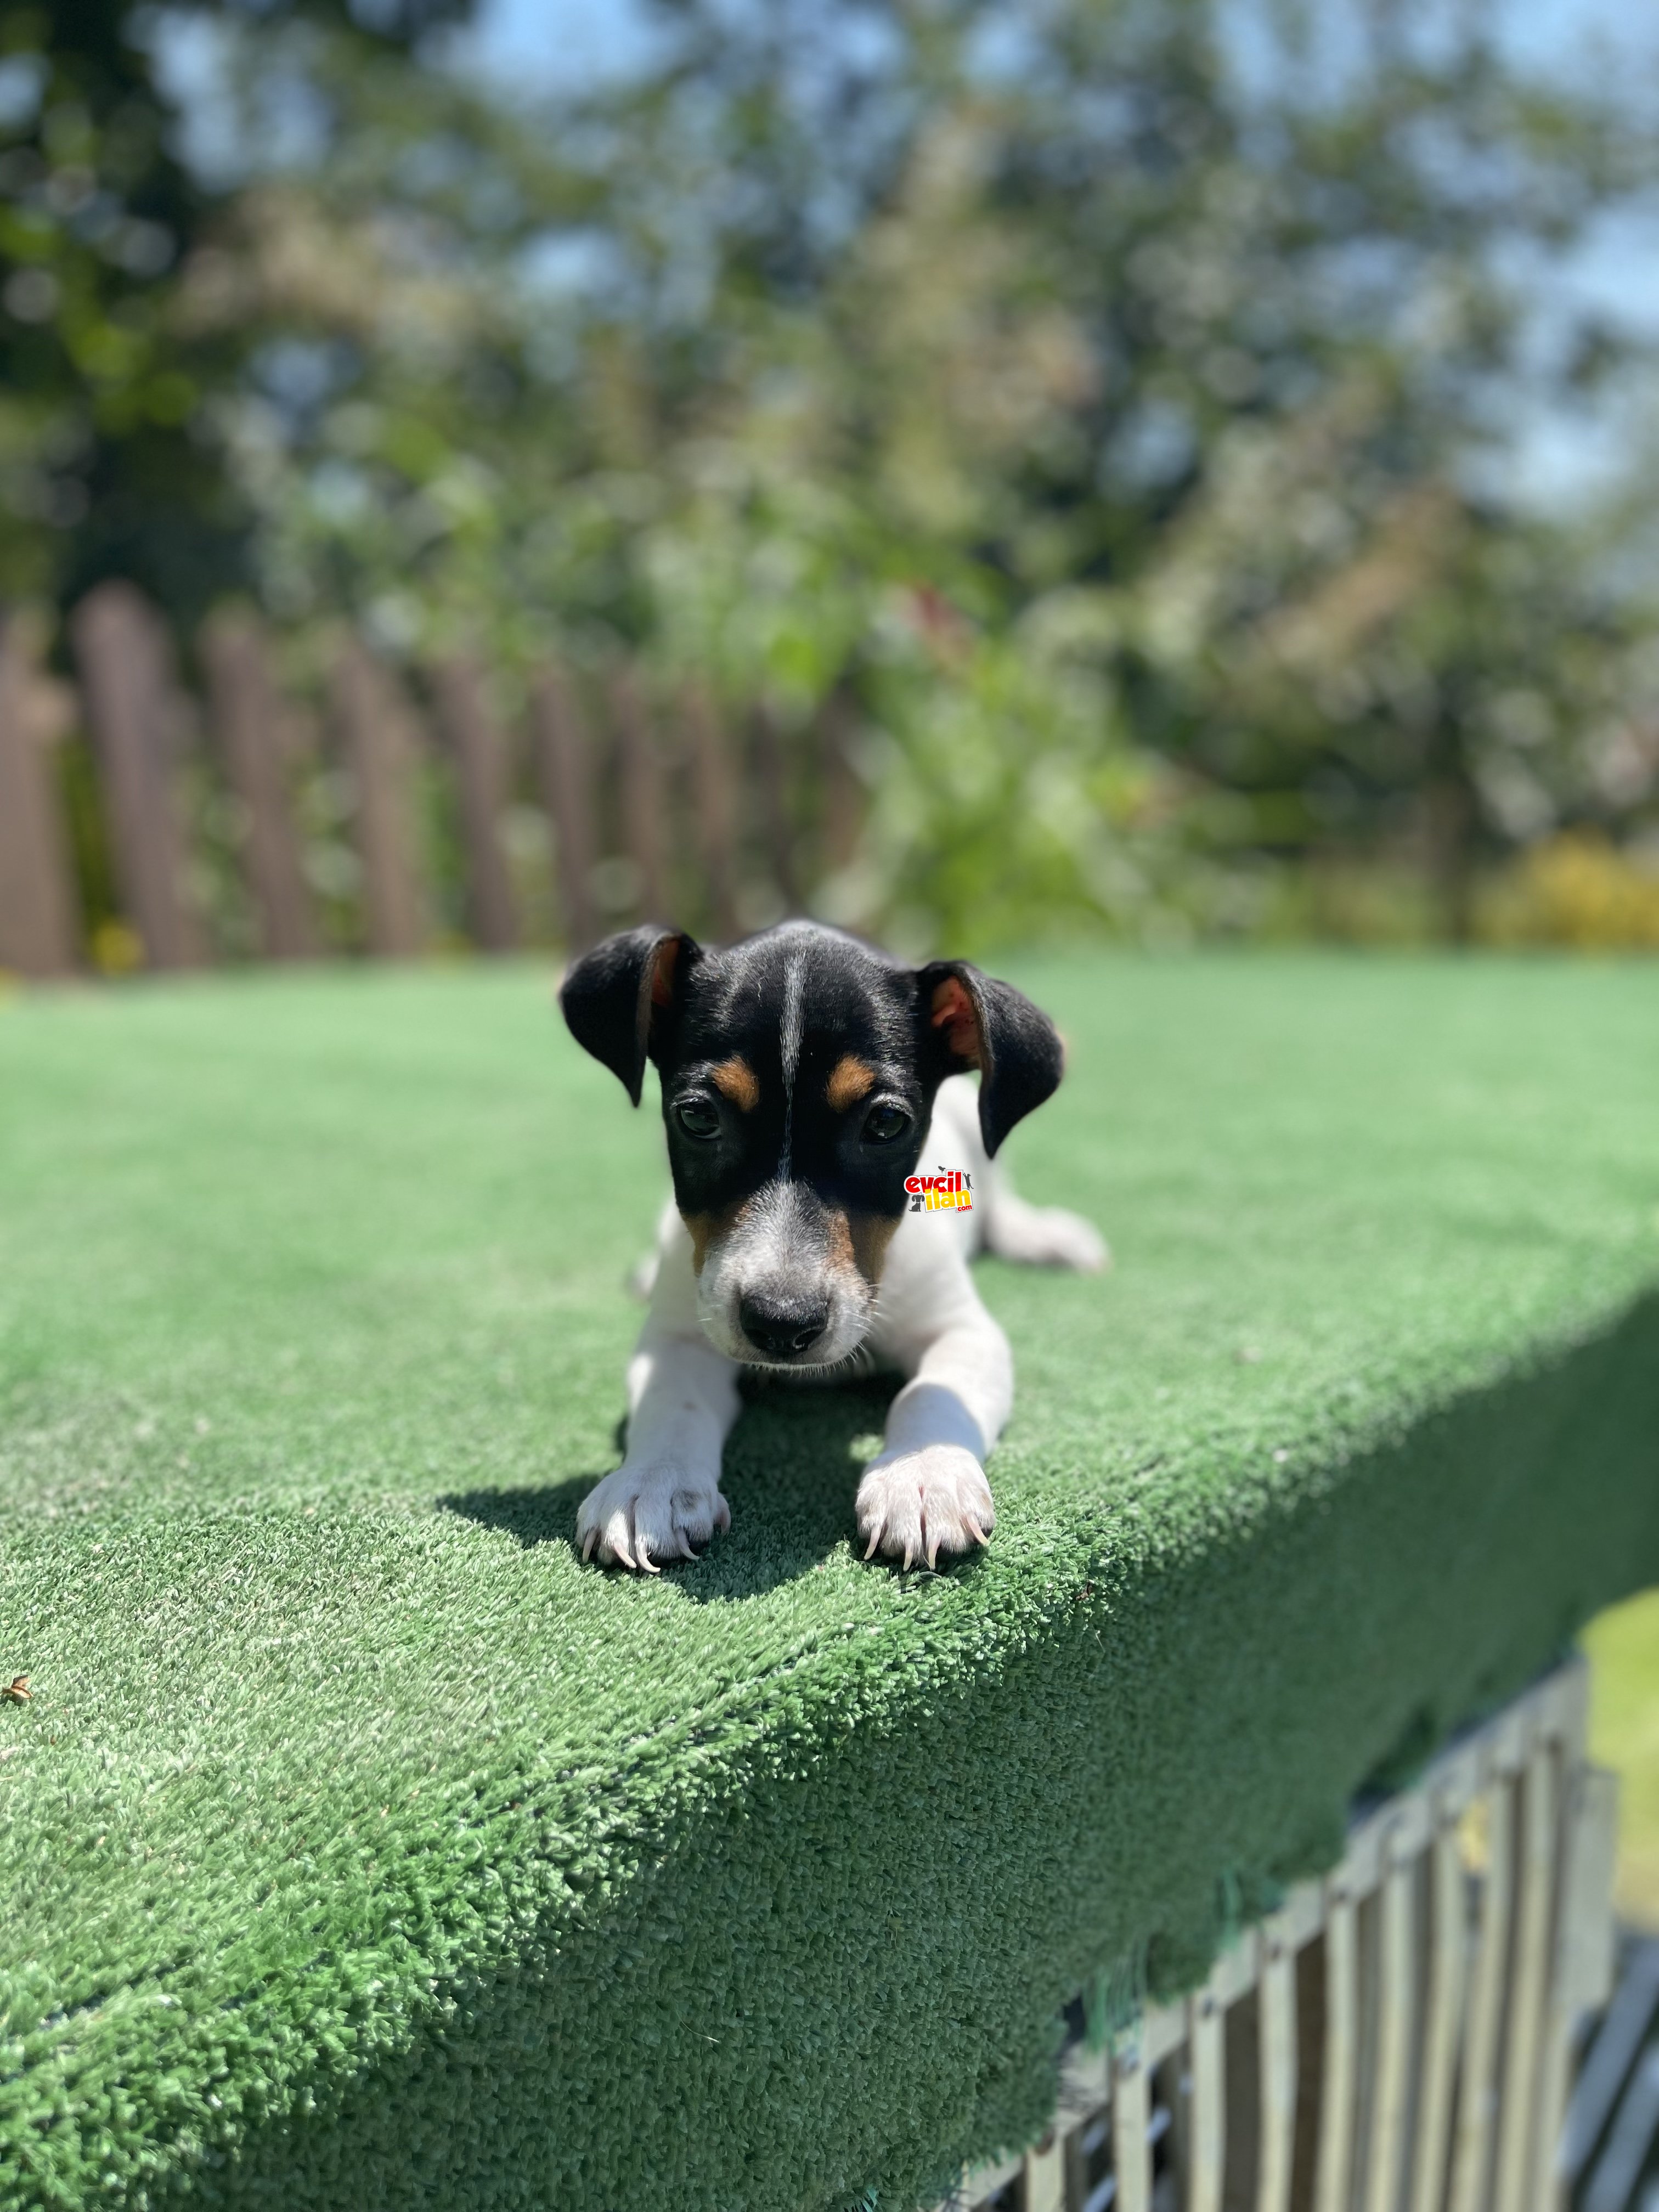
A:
0,0,475,618
1586,1589,1659,1927
7,0,1659,946
0,0,232,611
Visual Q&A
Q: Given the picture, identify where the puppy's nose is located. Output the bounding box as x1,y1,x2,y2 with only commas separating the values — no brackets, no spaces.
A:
738,1291,830,1359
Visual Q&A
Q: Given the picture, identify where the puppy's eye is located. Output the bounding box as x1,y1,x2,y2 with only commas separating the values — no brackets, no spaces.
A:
862,1103,911,1144
675,1099,721,1141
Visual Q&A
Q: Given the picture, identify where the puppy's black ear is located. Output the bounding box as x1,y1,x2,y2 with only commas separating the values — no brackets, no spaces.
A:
918,960,1064,1157
559,927,698,1105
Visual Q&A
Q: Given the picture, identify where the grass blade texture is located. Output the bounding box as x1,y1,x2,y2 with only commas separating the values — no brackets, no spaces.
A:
2,955,1657,2212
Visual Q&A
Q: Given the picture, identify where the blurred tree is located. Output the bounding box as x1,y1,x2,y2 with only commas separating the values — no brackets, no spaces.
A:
0,0,476,621
8,0,1659,946
594,0,1659,941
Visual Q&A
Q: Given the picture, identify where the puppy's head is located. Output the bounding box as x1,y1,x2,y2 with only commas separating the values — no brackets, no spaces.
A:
560,921,1064,1369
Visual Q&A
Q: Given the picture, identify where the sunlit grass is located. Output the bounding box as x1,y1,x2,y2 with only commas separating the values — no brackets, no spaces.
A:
1586,1588,1659,1928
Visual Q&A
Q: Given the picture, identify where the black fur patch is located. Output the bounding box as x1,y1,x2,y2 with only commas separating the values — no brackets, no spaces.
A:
560,922,1065,1220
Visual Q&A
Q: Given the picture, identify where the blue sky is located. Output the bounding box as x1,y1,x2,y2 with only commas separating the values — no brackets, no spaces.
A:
160,0,1659,505
447,0,1659,506
455,0,656,91
458,0,1659,98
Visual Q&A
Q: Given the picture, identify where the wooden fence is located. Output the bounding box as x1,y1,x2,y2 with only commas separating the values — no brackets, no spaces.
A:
0,583,865,980
943,1660,1619,2212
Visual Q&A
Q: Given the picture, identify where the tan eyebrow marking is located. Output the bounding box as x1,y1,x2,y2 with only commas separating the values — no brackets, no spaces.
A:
826,1054,876,1112
847,1210,899,1286
681,1198,746,1274
710,1057,760,1112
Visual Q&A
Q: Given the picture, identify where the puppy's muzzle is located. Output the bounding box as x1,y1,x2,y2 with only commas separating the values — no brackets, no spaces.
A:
737,1289,832,1361
693,1180,876,1370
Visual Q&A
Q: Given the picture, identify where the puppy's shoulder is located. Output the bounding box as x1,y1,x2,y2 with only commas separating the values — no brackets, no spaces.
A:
925,1072,988,1168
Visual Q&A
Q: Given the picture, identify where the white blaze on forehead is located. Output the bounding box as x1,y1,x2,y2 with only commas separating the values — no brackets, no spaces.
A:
778,952,806,1178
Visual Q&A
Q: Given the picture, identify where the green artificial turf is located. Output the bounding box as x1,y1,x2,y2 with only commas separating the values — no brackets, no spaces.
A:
3,954,1658,2212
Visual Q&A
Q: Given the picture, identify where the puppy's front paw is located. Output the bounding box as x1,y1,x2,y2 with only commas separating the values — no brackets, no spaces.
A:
576,1464,730,1573
855,1446,995,1570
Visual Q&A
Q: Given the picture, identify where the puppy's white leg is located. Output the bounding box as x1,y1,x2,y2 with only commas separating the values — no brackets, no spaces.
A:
625,1194,680,1302
981,1182,1109,1272
577,1218,740,1572
932,1070,1108,1273
858,1230,1012,1568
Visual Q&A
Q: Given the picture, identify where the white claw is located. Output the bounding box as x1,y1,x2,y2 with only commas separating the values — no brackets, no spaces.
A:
574,1466,729,1575
856,1446,995,1568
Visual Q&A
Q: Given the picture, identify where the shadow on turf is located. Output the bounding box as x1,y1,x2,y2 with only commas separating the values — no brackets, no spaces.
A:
440,1370,913,1599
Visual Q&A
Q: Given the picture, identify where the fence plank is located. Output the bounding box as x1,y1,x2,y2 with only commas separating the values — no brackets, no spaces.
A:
1189,1984,1228,2212
331,639,426,958
1114,2049,1153,2212
753,699,801,914
683,682,740,941
0,614,77,977
1493,1741,1560,2212
1023,2126,1066,2212
818,685,865,881
1315,1878,1359,2212
1363,1829,1421,2212
1257,1920,1298,2212
71,583,205,969
611,668,668,923
201,616,317,961
435,657,518,952
530,667,599,953
1449,1737,1522,2212
1410,1815,1470,2212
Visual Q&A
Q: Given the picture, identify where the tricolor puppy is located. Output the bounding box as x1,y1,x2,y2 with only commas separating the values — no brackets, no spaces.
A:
560,919,1105,1572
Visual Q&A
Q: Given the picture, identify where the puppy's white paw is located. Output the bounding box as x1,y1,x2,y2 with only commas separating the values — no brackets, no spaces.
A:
856,1446,995,1570
576,1463,730,1573
995,1204,1109,1274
